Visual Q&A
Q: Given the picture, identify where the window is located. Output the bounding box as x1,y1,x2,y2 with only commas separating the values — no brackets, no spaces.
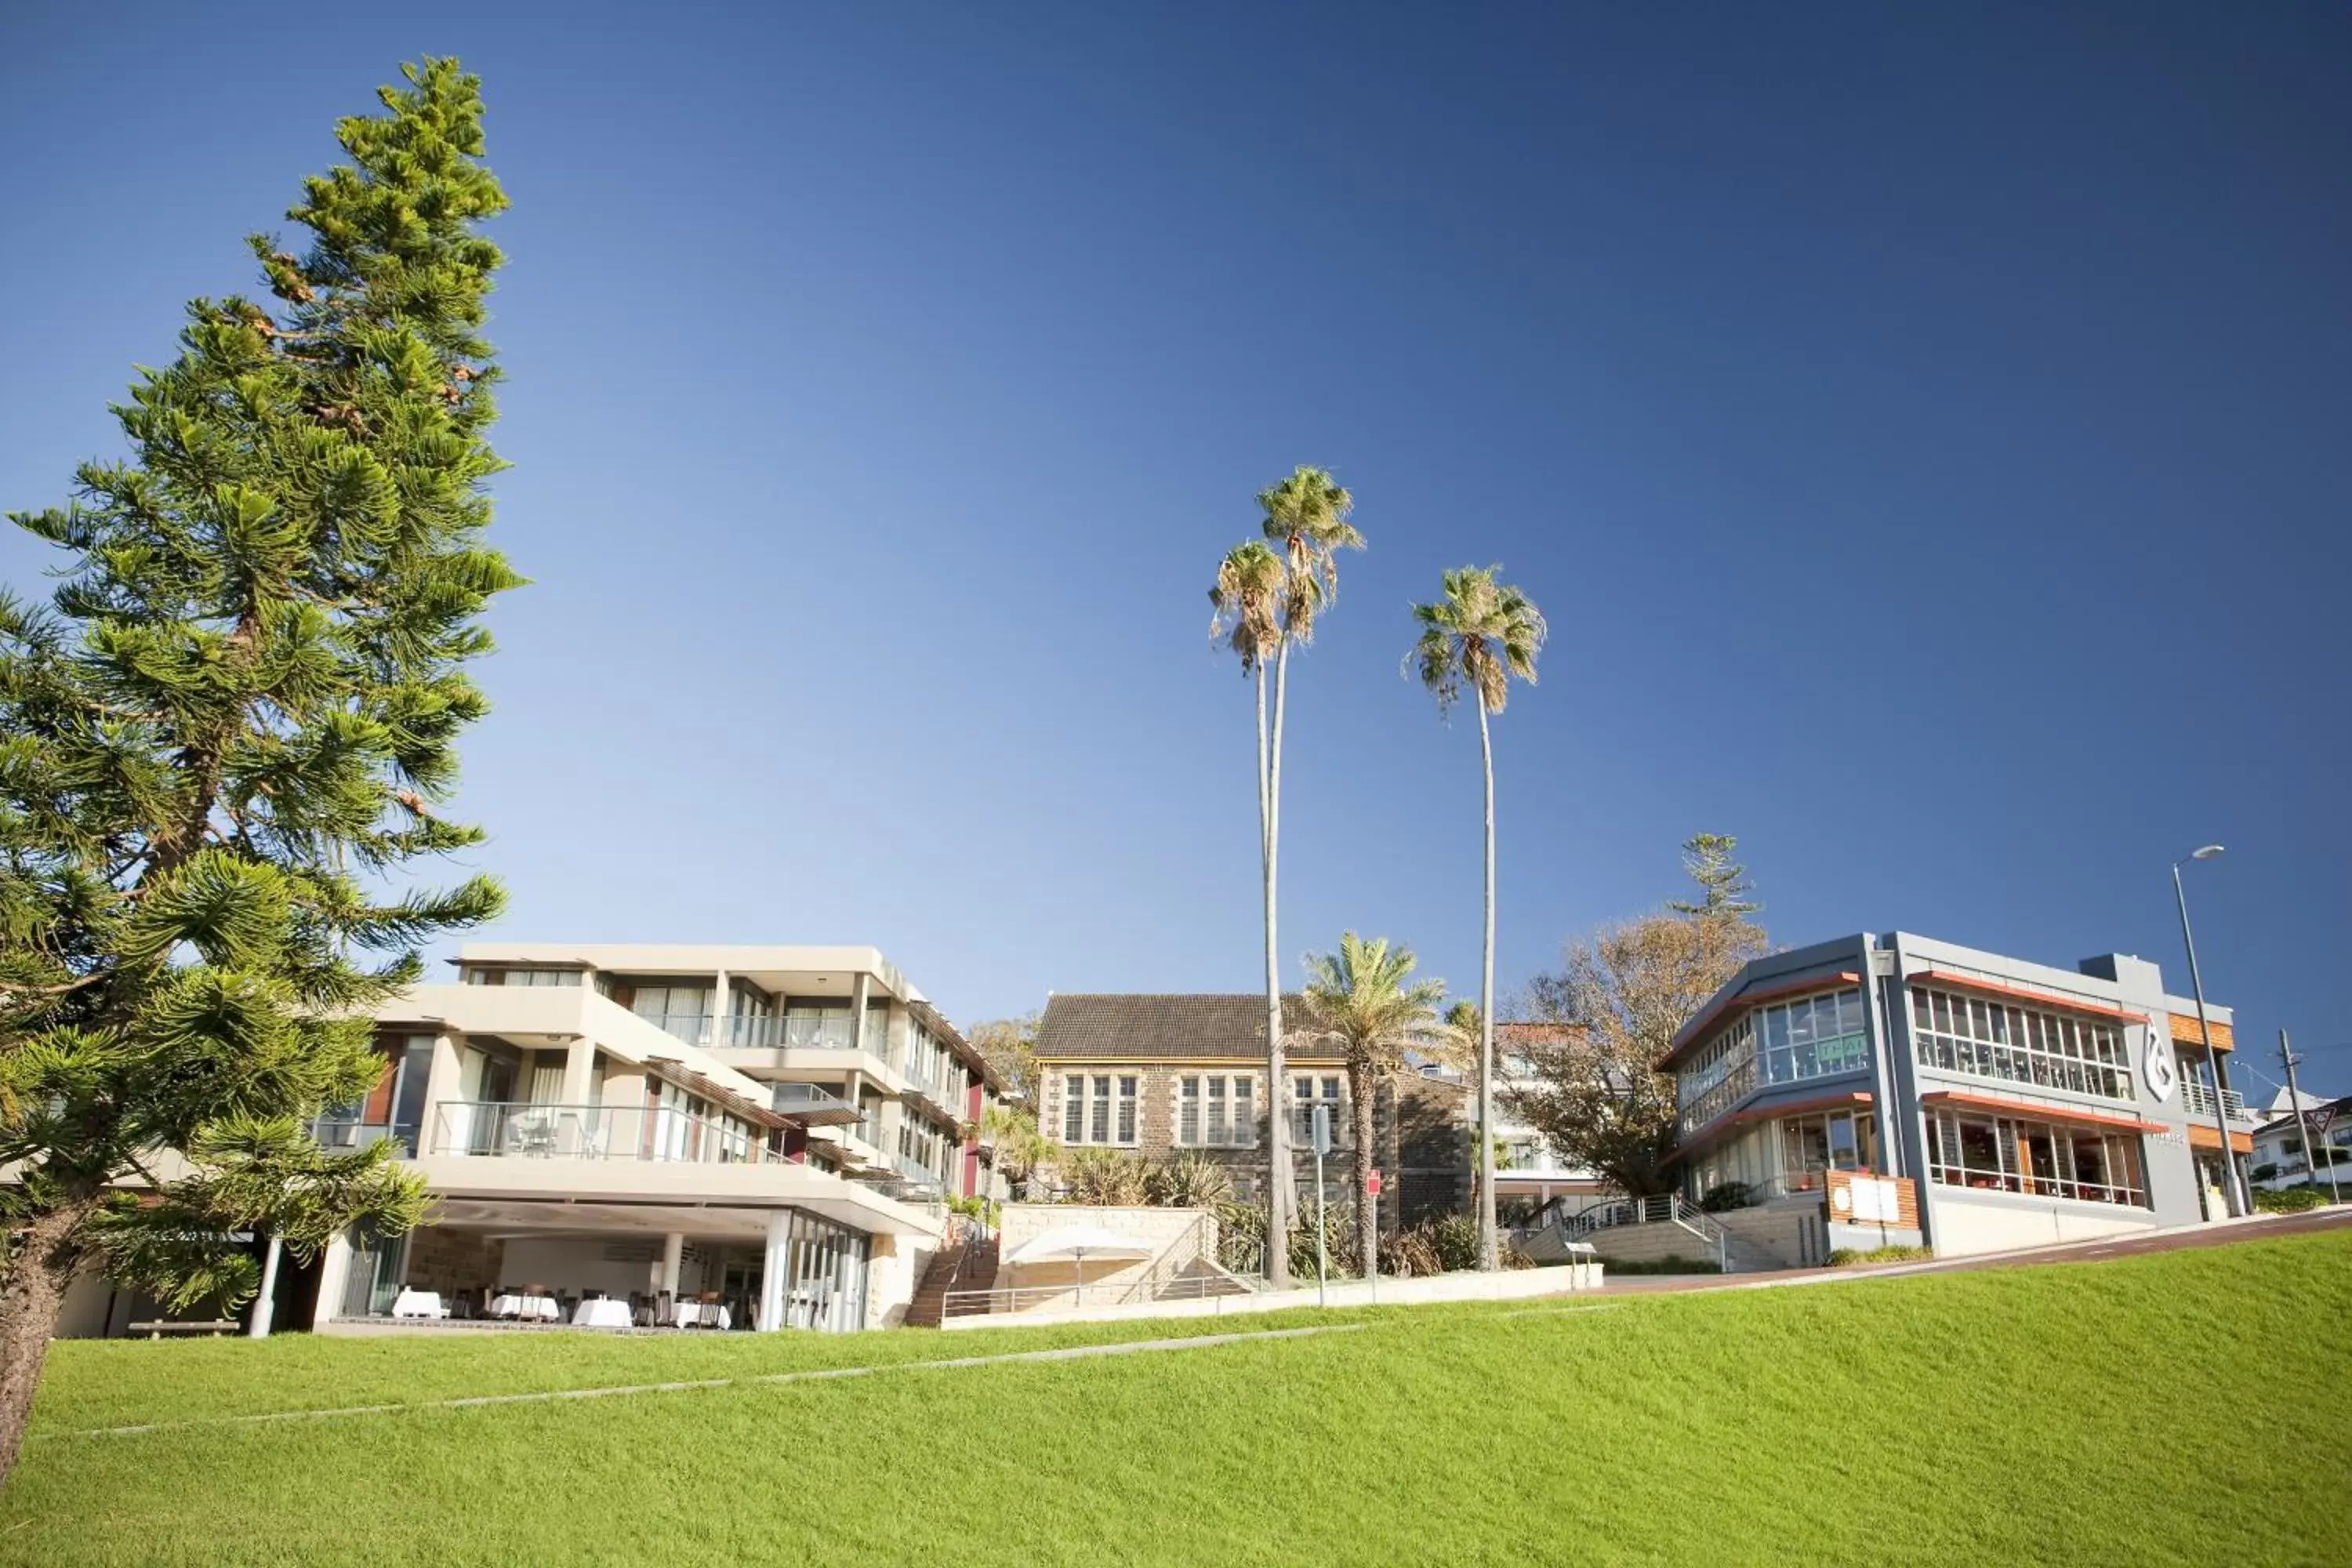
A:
631,985,711,1046
1678,987,1868,1136
1926,1109,2147,1206
1909,986,2133,1103
1056,1073,1141,1147
1290,1074,1345,1146
1178,1075,1256,1148
782,1004,855,1050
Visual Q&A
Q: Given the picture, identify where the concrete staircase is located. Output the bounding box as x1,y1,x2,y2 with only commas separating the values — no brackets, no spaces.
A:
905,1235,1000,1328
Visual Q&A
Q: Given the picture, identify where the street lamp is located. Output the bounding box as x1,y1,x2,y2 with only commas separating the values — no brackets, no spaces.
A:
2172,845,2244,1218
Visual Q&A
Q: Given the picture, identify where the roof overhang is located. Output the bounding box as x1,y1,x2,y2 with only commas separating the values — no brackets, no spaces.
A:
1908,971,2148,1026
1671,1089,1875,1157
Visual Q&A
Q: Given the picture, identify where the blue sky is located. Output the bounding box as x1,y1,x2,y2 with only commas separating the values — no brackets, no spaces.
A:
4,3,2347,1091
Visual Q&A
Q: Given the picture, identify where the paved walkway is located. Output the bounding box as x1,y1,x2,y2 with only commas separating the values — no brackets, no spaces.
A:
1588,1203,2352,1298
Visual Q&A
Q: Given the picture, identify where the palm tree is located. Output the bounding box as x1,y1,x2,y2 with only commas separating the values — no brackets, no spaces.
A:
1207,470,1363,1287
1409,566,1547,1269
1207,538,1291,1282
1298,933,1446,1277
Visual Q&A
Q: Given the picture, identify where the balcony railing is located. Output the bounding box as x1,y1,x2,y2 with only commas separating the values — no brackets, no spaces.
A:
2178,1080,2252,1122
427,1100,775,1164
1678,1055,1759,1138
637,1013,876,1054
309,1116,420,1157
770,1082,863,1125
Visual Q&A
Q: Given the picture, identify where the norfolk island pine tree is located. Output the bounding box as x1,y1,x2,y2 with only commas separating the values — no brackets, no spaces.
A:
0,59,519,1482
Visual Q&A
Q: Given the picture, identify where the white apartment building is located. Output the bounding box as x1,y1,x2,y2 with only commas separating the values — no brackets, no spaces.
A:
55,943,1007,1338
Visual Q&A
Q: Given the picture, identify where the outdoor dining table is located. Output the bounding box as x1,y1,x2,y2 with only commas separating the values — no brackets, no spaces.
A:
390,1289,447,1319
667,1301,731,1330
571,1297,632,1329
488,1293,561,1322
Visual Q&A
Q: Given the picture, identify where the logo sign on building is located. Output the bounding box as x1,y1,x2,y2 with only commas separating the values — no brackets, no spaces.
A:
2142,1024,2178,1102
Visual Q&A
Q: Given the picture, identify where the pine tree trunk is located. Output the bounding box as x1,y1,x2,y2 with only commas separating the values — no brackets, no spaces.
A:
1476,693,1499,1272
0,1196,93,1486
1349,1059,1378,1278
1262,645,1291,1287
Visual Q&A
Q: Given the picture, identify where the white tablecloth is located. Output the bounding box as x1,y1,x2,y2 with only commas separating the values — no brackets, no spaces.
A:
572,1298,632,1329
489,1294,561,1322
390,1290,446,1319
668,1301,731,1330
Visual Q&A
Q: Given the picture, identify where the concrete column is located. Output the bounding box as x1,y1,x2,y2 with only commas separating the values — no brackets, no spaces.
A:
760,1210,791,1331
313,1231,354,1327
659,1232,684,1305
712,967,730,1048
419,1031,465,1153
558,1036,597,1154
247,1235,283,1338
850,974,872,1058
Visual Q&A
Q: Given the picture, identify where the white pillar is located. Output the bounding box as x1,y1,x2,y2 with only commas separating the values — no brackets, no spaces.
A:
659,1232,684,1302
314,1231,354,1327
419,1031,464,1153
760,1211,791,1331
712,968,730,1048
247,1235,283,1338
850,974,872,1058
557,1036,596,1152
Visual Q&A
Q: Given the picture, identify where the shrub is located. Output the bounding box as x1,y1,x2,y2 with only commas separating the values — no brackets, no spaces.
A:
1209,1200,1359,1279
2256,1187,2328,1214
2250,1163,2279,1183
1826,1244,1933,1265
1060,1148,1152,1206
1699,1181,1755,1214
1602,1256,1722,1275
1376,1225,1443,1278
1145,1151,1234,1209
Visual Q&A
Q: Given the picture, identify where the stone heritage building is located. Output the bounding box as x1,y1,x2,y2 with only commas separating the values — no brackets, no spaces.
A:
1033,993,1468,1226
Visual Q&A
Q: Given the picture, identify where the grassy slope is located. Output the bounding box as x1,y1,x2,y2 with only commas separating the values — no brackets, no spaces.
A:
4,1230,2345,1566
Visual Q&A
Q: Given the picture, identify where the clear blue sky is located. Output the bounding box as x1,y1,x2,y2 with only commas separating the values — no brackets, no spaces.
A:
4,3,2347,1091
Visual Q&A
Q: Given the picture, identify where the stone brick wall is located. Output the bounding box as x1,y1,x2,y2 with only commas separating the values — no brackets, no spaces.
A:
402,1223,503,1303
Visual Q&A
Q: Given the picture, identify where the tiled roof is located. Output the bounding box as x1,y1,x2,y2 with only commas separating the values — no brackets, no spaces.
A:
1035,993,1345,1063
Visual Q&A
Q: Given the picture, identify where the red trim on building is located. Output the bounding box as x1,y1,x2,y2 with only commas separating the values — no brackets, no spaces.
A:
1659,971,1864,1069
1671,1090,1875,1158
1907,971,2148,1025
1917,1090,2166,1134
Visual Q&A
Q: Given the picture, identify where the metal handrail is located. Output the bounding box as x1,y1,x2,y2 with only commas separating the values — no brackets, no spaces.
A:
427,1100,771,1164
2179,1080,2251,1121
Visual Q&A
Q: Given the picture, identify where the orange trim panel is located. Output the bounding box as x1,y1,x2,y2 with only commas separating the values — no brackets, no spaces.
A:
1910,970,2149,1025
2169,1014,2236,1054
2187,1124,2254,1154
1918,1089,2166,1134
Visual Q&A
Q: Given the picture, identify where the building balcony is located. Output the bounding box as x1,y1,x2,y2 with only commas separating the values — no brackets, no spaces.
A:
2178,1081,2254,1123
426,1101,775,1165
770,1083,863,1126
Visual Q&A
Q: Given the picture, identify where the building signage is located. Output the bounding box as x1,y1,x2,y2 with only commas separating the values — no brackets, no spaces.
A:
2142,1024,2179,1102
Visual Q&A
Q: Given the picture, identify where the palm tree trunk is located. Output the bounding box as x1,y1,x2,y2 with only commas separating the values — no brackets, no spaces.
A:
1348,1058,1377,1277
1261,645,1291,1287
1475,691,1498,1271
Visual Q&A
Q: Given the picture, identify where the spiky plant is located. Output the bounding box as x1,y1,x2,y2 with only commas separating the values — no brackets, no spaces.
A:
0,58,517,1480
1408,565,1546,1270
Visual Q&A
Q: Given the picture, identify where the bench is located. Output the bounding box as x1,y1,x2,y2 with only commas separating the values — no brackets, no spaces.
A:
128,1320,241,1340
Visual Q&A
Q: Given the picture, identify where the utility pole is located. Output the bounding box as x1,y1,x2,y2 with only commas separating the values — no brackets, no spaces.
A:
2280,1029,2342,1207
2172,852,2246,1217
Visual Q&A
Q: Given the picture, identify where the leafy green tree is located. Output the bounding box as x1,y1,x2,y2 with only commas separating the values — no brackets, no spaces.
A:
1410,565,1545,1269
1207,467,1362,1286
966,1011,1040,1102
0,58,517,1480
1666,833,1760,920
1298,932,1446,1276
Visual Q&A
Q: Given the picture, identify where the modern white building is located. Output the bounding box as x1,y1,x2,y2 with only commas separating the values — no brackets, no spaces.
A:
2249,1094,2350,1194
61,942,1007,1338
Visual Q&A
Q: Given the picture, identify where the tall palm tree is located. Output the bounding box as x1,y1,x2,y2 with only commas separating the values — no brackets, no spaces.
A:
1298,933,1446,1277
1207,538,1291,1283
1250,466,1361,1268
1409,565,1546,1269
1206,471,1363,1285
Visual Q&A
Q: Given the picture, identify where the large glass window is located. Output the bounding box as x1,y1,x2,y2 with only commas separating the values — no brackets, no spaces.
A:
1926,1109,2147,1206
1909,986,2134,1103
1290,1074,1345,1146
782,1003,855,1050
1178,1075,1256,1148
1055,1073,1141,1147
632,985,711,1045
1678,987,1867,1135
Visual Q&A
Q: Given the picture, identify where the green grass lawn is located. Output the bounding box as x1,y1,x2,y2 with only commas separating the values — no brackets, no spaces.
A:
4,1229,2346,1566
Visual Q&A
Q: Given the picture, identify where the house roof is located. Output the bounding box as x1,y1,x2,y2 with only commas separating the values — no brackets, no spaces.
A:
1034,993,1346,1063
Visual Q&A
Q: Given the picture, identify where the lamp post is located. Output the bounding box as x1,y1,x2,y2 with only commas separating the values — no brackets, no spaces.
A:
2172,845,2244,1218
